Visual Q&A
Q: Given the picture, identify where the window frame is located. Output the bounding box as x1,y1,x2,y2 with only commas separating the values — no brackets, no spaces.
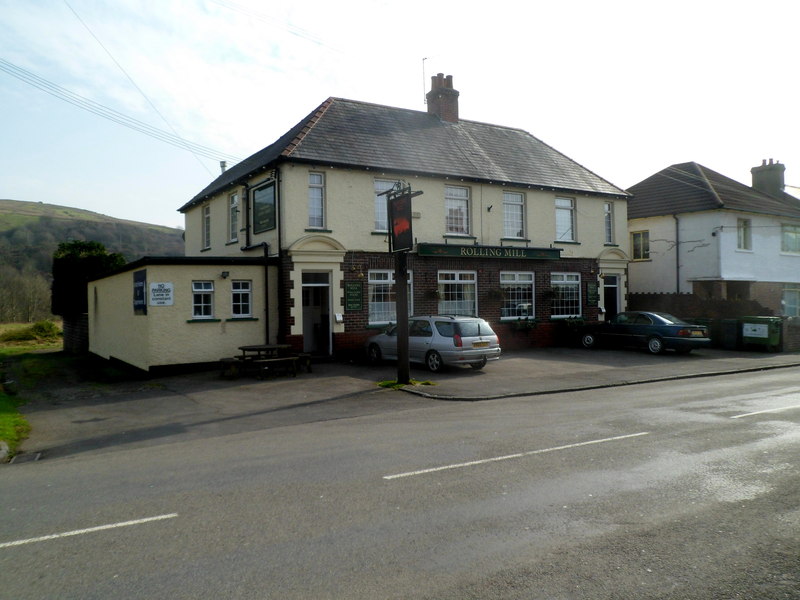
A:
367,269,413,325
192,280,214,319
373,179,395,232
231,280,252,318
781,223,800,254
202,204,211,250
445,185,471,236
736,218,752,251
437,270,477,316
555,196,576,242
631,230,650,260
499,271,535,320
550,272,581,319
228,192,239,242
308,172,325,229
604,201,615,244
502,191,525,239
783,283,800,317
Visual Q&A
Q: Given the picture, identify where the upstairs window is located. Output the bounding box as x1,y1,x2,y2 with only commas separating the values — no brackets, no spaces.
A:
503,192,525,238
308,172,325,229
445,186,470,235
202,205,211,250
632,230,650,260
231,280,252,317
374,179,395,232
555,197,576,242
737,218,752,250
192,281,214,318
604,202,615,244
781,224,800,253
228,193,239,242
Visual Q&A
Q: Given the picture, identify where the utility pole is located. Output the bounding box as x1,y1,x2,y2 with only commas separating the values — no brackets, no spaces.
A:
381,182,423,385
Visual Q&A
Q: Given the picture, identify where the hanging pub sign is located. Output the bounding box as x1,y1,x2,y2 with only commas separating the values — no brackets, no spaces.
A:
133,269,147,315
388,191,413,252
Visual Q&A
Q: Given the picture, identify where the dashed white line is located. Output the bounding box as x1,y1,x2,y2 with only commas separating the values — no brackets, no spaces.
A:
383,432,650,480
0,513,179,549
731,404,800,419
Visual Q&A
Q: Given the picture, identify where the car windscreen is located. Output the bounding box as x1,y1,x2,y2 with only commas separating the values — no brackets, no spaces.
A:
456,320,495,337
651,312,687,325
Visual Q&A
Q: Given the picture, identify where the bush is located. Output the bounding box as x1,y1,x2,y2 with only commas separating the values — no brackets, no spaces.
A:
0,320,62,342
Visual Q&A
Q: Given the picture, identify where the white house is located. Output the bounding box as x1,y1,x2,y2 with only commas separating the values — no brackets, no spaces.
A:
627,159,800,316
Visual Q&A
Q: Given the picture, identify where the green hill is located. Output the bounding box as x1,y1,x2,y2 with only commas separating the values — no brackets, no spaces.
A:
0,199,184,278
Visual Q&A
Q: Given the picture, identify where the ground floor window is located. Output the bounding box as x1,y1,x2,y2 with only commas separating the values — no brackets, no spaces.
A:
232,280,252,317
368,270,413,324
551,272,581,318
783,284,800,316
192,281,214,318
500,272,534,319
438,271,476,316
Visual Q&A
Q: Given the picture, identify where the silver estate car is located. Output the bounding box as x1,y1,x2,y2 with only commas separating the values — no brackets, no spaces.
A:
365,315,502,372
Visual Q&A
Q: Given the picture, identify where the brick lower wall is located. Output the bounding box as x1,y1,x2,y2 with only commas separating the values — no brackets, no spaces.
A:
62,314,89,354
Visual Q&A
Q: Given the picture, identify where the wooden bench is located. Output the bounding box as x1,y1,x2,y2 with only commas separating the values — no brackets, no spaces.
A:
254,356,299,379
219,357,241,379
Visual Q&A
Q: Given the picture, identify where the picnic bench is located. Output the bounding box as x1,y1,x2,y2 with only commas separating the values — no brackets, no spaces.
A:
219,345,311,379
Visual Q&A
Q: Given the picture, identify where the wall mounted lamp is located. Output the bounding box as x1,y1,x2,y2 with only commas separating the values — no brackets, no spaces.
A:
221,271,230,279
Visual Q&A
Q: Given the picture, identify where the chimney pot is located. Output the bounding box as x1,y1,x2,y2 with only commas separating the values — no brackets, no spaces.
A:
425,73,460,123
751,158,786,198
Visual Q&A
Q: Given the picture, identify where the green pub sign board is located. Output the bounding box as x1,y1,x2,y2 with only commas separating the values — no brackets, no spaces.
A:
417,243,561,261
345,281,363,311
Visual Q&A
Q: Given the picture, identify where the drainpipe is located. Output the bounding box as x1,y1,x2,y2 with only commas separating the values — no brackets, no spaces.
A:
242,182,252,249
673,214,680,293
262,242,270,344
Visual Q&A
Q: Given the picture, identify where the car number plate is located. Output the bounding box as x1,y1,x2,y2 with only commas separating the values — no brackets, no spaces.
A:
472,341,489,348
690,330,704,337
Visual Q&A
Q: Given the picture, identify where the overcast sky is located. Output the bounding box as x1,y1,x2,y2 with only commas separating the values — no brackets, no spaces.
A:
1,0,798,230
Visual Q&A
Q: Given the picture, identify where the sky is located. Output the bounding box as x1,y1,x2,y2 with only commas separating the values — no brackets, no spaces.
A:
1,0,798,230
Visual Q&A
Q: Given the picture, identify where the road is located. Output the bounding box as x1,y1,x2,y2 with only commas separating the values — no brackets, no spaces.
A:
1,369,799,599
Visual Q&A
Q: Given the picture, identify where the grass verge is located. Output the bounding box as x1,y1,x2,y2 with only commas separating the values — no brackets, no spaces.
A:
0,391,30,458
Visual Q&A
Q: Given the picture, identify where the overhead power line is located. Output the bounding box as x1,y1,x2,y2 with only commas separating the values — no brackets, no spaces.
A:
62,0,215,175
0,57,243,164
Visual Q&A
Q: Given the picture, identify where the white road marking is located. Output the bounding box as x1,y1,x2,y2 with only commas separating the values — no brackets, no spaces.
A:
383,432,651,480
0,513,178,549
731,404,800,419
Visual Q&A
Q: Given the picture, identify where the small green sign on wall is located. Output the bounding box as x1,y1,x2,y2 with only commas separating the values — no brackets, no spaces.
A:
345,281,363,311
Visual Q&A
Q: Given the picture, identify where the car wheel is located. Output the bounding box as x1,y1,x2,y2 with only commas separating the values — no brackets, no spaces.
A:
581,333,597,349
425,350,444,373
367,344,382,365
647,336,665,354
470,357,487,370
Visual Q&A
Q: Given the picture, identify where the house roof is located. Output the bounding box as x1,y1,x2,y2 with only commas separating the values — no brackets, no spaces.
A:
627,162,800,220
180,97,628,212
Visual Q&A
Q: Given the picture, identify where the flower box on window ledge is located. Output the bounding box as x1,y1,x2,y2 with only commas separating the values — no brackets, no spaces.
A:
511,318,537,331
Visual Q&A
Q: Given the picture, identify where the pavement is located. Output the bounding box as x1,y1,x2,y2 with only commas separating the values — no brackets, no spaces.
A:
7,346,800,463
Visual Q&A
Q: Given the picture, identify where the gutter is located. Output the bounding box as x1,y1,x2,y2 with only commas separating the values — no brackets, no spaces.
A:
673,214,680,293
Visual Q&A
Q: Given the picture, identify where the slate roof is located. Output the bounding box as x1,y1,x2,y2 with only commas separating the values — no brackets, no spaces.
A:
627,162,800,220
180,97,627,212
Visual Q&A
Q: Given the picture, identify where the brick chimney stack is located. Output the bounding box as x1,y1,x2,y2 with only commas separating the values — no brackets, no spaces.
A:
751,158,786,198
426,73,459,123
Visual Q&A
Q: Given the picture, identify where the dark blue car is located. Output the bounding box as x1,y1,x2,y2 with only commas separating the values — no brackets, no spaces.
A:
580,311,711,355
